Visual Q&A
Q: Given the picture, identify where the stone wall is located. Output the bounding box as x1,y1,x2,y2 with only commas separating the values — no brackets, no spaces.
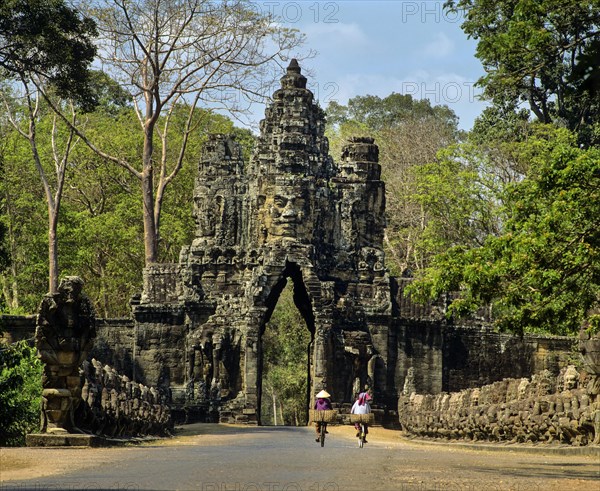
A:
0,315,36,344
393,321,576,397
0,315,138,374
32,320,173,438
443,326,575,391
398,366,599,446
89,318,136,377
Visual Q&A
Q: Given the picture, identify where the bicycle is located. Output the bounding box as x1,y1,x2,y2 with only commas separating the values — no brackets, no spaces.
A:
350,412,374,449
309,409,338,447
320,422,328,447
357,422,367,448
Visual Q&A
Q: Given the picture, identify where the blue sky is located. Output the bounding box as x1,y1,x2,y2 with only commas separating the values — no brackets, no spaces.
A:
252,0,489,130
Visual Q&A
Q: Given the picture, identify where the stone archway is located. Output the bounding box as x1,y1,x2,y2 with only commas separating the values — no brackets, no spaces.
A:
255,262,315,425
133,60,393,423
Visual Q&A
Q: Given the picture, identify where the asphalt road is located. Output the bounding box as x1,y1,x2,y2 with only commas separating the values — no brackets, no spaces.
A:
2,424,599,491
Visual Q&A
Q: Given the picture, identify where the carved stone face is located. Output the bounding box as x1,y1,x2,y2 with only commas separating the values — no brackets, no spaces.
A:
59,276,84,302
260,184,312,241
563,365,578,390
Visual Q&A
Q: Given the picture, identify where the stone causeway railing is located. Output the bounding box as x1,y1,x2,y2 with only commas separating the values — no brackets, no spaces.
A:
76,358,172,438
398,366,599,446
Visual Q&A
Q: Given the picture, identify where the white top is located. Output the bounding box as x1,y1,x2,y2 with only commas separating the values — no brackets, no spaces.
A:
351,400,371,414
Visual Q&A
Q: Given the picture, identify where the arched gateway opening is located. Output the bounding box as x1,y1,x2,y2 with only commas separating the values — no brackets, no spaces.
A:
258,262,314,425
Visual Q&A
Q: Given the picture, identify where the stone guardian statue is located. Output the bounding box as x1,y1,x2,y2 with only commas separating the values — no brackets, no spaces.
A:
35,276,96,434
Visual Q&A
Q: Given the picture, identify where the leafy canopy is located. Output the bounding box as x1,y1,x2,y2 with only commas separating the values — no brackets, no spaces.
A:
0,0,97,109
0,100,252,316
408,127,600,335
327,92,458,131
445,0,600,145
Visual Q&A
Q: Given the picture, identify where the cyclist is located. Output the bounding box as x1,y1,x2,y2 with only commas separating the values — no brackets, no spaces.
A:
351,388,372,442
314,389,332,442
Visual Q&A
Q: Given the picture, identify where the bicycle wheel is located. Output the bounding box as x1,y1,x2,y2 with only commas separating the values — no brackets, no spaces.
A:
320,423,326,447
358,423,364,448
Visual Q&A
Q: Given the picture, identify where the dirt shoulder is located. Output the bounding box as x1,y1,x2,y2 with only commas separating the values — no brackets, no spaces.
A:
0,424,253,482
1,445,125,482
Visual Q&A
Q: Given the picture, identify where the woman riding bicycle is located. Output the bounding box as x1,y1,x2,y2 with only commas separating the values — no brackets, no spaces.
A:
351,388,372,442
314,390,332,442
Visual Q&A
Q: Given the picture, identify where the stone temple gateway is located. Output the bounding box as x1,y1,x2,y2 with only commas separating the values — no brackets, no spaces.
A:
127,61,574,424
134,60,392,423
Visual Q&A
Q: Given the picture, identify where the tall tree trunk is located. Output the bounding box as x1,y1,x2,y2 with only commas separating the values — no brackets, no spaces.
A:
100,260,108,318
2,191,20,309
142,168,158,265
142,125,158,265
48,208,59,294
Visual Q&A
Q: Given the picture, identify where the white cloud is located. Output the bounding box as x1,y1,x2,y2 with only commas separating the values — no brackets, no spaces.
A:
302,22,370,49
422,32,455,58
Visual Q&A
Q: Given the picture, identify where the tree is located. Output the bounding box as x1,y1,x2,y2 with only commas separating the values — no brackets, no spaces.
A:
404,105,536,265
0,124,47,313
408,127,600,335
0,80,234,316
326,93,460,275
0,0,97,109
327,93,458,131
410,143,505,257
1,82,80,295
58,106,251,316
45,0,306,266
1,97,252,316
0,0,97,294
0,71,131,313
445,0,600,145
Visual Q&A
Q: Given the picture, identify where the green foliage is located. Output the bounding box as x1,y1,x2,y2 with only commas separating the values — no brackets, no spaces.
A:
0,144,9,289
0,340,43,446
327,93,458,131
0,124,49,312
446,0,600,146
0,101,254,316
261,283,311,426
411,142,504,255
87,70,132,114
0,0,98,109
408,127,600,335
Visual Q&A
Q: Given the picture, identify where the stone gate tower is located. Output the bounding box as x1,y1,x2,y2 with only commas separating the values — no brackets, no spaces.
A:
133,60,393,423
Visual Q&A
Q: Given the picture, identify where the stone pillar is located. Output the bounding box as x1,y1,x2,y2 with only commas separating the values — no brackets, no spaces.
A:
33,277,96,438
244,308,266,414
312,312,334,402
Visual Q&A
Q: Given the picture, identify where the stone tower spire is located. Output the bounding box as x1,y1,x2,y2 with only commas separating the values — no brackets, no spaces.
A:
280,58,307,89
250,59,334,178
